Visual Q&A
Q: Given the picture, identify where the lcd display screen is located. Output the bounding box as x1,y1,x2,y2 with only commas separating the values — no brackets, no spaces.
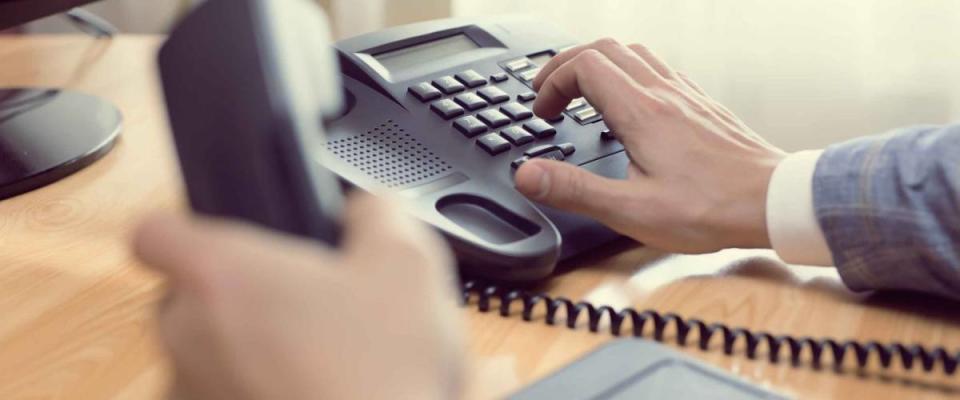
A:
372,34,480,75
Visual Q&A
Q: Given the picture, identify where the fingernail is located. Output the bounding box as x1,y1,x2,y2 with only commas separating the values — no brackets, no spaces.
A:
517,162,551,199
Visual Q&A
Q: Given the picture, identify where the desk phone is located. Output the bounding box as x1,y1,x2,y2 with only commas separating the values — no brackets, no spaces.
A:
325,17,630,281
158,0,628,282
159,0,957,380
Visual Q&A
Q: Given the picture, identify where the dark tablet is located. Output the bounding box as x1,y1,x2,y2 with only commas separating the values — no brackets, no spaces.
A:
509,340,788,400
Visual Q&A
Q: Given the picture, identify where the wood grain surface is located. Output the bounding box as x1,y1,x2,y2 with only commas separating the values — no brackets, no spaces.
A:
0,35,958,400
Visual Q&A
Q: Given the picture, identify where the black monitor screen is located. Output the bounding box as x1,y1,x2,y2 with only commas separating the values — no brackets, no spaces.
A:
0,0,102,30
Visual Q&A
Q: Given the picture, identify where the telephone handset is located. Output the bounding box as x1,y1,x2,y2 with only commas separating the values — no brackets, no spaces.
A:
158,0,343,244
159,0,957,376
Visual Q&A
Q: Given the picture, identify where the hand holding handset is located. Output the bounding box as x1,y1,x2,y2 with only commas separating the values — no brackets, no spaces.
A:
158,0,343,242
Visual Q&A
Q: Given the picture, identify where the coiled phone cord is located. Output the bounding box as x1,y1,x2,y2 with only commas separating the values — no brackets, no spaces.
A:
461,279,960,375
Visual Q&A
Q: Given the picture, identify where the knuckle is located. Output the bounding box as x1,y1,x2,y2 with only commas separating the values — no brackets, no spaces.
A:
642,94,676,116
576,49,605,65
628,43,650,54
629,43,661,64
593,37,621,49
687,101,711,117
609,97,646,127
176,250,232,304
680,201,713,233
562,169,587,204
181,248,223,277
574,50,613,75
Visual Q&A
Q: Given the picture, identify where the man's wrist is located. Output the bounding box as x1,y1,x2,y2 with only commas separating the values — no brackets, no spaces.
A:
765,150,833,265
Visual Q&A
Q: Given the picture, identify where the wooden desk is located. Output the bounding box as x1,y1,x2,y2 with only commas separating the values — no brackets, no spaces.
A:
1,36,957,400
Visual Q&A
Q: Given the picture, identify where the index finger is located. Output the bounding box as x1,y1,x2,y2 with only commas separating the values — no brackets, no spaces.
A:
532,42,592,92
532,49,648,124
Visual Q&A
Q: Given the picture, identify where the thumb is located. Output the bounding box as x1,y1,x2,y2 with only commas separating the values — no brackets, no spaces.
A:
514,159,634,224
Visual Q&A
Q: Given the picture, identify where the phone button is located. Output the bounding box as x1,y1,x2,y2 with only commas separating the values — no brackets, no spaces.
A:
490,72,509,83
477,133,511,155
504,58,531,72
500,102,533,121
500,126,535,146
522,118,557,139
453,116,488,138
546,113,565,122
432,75,466,94
430,99,465,120
517,67,541,82
477,86,510,104
455,69,487,88
477,109,512,128
573,106,599,122
409,82,442,102
565,97,587,111
600,129,617,140
511,149,566,170
453,92,488,111
517,91,537,102
524,142,575,158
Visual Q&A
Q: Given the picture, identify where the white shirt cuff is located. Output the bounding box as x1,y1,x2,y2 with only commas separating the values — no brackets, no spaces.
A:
766,150,833,266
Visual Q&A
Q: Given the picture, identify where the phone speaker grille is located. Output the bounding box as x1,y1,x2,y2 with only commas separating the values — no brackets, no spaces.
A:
324,120,452,188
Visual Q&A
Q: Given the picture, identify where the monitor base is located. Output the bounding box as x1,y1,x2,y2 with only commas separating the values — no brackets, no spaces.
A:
0,88,121,201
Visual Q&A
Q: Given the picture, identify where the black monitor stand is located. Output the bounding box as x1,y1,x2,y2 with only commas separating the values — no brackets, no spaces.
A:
0,88,121,200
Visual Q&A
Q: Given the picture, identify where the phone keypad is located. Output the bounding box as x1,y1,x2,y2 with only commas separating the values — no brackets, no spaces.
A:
409,62,603,161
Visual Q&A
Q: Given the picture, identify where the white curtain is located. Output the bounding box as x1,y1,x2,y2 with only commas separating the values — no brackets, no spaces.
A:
453,0,960,150
327,0,451,39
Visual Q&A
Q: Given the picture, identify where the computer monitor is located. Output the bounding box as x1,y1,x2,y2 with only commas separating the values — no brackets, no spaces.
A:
0,0,122,201
0,0,102,30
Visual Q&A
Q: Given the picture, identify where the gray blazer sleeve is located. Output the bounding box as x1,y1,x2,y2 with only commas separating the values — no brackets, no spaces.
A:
813,123,960,299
